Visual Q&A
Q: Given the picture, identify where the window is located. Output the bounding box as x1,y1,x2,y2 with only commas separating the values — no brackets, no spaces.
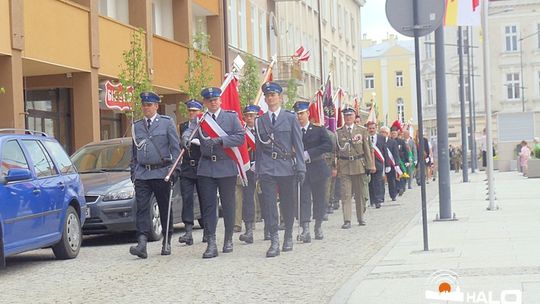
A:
43,141,76,174
506,73,520,100
425,34,433,59
426,79,434,105
1,140,29,177
350,14,356,47
260,9,268,60
537,23,540,49
430,128,438,137
504,25,518,52
364,74,374,89
397,98,405,123
229,0,238,47
99,0,129,24
337,4,343,35
331,0,337,30
344,11,350,42
396,71,404,87
251,5,259,57
152,0,173,39
239,0,247,51
22,140,58,178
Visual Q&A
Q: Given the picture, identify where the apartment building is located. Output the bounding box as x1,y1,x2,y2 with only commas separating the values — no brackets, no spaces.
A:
0,0,225,153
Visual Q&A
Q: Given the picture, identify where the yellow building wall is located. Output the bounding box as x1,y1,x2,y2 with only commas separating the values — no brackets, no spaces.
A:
153,36,189,91
386,56,413,122
23,0,90,71
98,17,139,78
0,0,10,55
193,0,219,15
362,59,383,121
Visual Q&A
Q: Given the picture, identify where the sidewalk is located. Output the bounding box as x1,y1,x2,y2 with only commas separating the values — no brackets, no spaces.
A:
331,171,540,304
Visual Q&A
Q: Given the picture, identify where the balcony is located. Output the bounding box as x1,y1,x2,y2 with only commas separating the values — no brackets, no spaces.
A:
274,56,304,87
98,16,140,78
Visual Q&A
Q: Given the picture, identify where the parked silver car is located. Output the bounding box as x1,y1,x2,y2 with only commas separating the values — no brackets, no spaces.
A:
71,137,201,241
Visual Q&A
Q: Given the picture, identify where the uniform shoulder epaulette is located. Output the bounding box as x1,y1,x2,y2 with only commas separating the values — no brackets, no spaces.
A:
285,110,295,114
159,115,171,120
311,122,323,127
337,125,345,131
358,124,367,130
224,110,237,114
134,118,143,124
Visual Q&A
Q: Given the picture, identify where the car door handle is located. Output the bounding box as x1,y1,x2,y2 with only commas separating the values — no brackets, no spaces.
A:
57,182,65,190
32,188,41,195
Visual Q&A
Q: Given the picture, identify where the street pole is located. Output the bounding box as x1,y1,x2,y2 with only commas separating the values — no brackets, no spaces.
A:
317,0,324,86
470,27,478,171
458,26,469,182
413,0,429,251
435,25,452,220
466,27,476,173
482,0,496,210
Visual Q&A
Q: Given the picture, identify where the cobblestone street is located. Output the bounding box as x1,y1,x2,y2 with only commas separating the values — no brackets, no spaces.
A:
1,180,438,304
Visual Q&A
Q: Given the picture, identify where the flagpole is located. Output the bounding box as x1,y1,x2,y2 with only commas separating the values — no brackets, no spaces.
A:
253,56,277,105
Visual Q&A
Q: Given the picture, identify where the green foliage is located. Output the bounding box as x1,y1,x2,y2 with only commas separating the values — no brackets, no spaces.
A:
285,78,298,110
0,87,5,94
534,145,540,158
179,31,214,117
238,54,260,108
118,28,152,120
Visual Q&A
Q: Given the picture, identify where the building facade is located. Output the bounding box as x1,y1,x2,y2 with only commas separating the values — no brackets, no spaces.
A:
273,0,364,104
0,0,225,153
361,35,417,126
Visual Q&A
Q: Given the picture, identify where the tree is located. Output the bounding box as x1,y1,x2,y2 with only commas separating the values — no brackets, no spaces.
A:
117,28,152,120
285,78,298,110
179,31,214,117
238,54,260,108
0,87,5,94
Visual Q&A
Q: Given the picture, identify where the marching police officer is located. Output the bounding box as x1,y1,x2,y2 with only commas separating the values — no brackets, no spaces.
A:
335,106,374,228
182,87,245,259
178,99,203,246
255,82,306,257
238,104,260,244
293,101,333,242
130,91,181,258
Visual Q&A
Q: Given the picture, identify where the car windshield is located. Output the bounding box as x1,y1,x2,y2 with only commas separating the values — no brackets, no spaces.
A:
71,142,131,173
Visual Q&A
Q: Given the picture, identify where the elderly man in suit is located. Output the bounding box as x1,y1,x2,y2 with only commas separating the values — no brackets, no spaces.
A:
255,81,306,257
293,101,333,242
367,122,387,209
380,126,401,201
182,87,245,259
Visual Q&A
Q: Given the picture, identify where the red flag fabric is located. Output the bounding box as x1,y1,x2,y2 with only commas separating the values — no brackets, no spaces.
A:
472,0,480,11
298,51,310,62
309,90,324,125
294,46,305,57
218,74,250,185
335,88,344,129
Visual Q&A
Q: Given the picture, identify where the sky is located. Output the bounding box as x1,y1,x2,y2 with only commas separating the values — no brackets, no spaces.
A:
361,0,408,42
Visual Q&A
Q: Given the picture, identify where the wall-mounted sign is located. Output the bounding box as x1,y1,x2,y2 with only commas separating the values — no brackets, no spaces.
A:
104,80,133,111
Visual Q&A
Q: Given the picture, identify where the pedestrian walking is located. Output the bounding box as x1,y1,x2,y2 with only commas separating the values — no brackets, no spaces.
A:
519,140,531,177
129,91,181,258
255,81,306,257
367,122,387,208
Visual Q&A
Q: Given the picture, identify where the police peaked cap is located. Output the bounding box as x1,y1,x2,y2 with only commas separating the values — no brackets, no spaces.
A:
342,106,356,115
293,101,310,113
140,91,160,103
243,104,261,114
186,99,203,110
261,81,283,94
201,87,222,99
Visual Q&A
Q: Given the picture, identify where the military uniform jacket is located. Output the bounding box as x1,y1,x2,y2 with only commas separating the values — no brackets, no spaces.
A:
302,123,332,182
335,124,374,176
179,121,201,179
183,110,245,178
324,130,337,170
255,109,306,176
131,114,181,180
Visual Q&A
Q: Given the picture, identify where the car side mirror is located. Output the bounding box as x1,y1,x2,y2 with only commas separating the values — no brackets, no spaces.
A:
5,168,32,183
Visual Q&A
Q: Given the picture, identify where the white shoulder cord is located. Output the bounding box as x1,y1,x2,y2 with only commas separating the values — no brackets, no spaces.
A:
197,111,211,140
131,118,146,151
335,129,350,151
255,117,271,145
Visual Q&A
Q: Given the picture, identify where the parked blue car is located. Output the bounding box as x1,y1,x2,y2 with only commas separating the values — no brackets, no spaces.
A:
0,129,86,268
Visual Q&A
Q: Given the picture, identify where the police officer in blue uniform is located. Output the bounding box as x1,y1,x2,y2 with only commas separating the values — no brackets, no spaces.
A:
293,101,333,242
178,99,203,246
238,104,260,244
182,87,245,259
255,82,306,257
129,91,181,258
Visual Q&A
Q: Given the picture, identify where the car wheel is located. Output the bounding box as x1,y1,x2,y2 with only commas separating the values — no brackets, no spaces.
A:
197,219,204,228
52,206,82,259
148,197,163,242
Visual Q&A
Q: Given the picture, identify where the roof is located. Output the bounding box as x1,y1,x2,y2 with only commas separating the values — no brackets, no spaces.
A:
362,40,414,58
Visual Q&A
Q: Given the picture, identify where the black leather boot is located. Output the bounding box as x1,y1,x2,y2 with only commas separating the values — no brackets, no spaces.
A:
202,235,218,259
297,222,311,243
263,223,271,241
266,232,280,257
178,223,193,245
161,232,172,256
239,222,254,244
314,220,324,240
282,230,293,252
129,235,148,259
202,233,208,243
223,232,233,253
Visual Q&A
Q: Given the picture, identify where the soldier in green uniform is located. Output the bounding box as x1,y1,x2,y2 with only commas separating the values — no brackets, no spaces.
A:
335,106,374,228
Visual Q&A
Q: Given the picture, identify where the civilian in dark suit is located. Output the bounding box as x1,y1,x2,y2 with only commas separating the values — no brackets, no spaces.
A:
380,126,401,201
293,101,333,242
367,122,386,208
